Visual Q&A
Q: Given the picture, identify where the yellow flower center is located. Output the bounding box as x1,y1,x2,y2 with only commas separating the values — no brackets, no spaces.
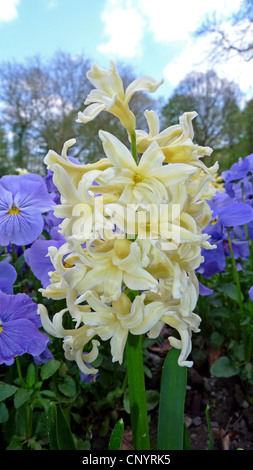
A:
211,217,219,226
114,238,131,259
64,262,74,268
133,174,143,184
9,205,20,215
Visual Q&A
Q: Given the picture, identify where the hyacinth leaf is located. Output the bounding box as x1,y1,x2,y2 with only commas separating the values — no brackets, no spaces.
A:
47,402,77,450
108,418,124,450
183,424,191,450
157,347,187,450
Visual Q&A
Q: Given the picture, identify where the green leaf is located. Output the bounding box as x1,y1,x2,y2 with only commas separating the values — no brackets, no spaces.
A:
108,418,124,450
26,363,36,388
58,376,77,398
210,332,224,349
14,254,25,273
47,402,77,450
210,356,240,378
40,359,60,381
0,383,17,401
157,348,187,450
6,435,23,450
0,402,9,423
47,402,59,450
183,424,191,450
218,283,243,302
146,390,160,411
14,389,33,409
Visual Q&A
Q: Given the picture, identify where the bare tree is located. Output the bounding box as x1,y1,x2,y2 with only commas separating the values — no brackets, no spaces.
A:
161,70,242,151
195,0,253,64
0,52,160,170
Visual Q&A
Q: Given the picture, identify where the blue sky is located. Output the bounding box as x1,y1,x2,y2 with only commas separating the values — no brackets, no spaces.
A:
0,0,251,100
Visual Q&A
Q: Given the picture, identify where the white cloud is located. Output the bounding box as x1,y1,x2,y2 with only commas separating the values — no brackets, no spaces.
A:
138,0,242,42
97,0,252,98
163,19,253,99
0,0,19,22
98,0,243,57
98,1,146,57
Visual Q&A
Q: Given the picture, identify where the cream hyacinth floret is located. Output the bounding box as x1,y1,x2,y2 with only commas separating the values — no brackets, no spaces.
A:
38,62,218,373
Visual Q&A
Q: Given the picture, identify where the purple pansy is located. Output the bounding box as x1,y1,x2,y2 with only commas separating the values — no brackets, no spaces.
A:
0,261,17,294
198,239,226,278
0,291,49,365
33,343,54,365
249,286,253,301
24,236,65,288
0,173,55,246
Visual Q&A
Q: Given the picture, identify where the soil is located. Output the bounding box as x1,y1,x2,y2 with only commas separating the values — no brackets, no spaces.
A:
119,337,253,451
85,327,253,452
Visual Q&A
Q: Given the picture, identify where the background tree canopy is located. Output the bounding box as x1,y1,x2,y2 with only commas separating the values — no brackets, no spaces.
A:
0,48,252,176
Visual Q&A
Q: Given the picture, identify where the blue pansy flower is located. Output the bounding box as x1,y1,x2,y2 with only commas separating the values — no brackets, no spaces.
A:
0,291,49,365
0,261,17,294
198,196,253,278
0,173,55,246
33,343,54,365
24,236,65,288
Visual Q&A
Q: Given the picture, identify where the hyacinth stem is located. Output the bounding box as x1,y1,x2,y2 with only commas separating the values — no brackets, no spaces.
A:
125,333,150,450
130,130,138,164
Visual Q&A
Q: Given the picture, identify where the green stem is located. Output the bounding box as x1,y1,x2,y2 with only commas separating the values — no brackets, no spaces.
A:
15,356,25,387
130,131,138,164
227,229,244,316
125,333,150,450
227,229,252,359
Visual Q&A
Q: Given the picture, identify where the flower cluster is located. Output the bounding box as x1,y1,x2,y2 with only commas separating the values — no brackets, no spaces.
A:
38,62,218,374
198,153,253,279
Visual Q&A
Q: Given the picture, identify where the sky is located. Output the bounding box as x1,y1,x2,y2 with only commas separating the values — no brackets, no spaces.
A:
0,0,252,101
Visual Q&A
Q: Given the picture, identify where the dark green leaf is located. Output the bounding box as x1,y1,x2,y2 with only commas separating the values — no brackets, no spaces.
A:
108,418,124,450
41,359,60,381
47,402,77,450
14,254,25,273
26,363,36,387
146,390,159,411
58,376,77,397
47,402,60,450
0,402,9,423
210,356,240,378
56,405,77,450
218,283,243,302
183,424,191,450
210,332,224,349
0,383,17,401
157,348,187,450
14,389,33,409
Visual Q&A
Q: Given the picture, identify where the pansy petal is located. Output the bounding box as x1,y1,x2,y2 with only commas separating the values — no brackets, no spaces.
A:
8,208,44,246
219,202,253,227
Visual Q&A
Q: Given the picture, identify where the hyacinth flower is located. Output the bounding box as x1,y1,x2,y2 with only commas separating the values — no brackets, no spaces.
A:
38,62,218,450
0,291,49,365
135,109,215,172
77,61,163,133
0,173,55,246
